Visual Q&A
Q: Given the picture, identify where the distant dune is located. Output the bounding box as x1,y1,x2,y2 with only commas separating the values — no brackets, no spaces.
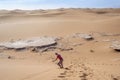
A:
0,8,120,42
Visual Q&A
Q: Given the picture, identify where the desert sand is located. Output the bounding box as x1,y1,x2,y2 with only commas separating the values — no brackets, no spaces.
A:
0,8,120,80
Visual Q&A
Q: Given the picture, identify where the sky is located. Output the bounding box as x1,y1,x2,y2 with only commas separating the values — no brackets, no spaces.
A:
0,0,120,10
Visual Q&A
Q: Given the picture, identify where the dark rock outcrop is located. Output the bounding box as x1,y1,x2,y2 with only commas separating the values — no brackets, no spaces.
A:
0,37,57,51
111,41,120,52
73,33,94,40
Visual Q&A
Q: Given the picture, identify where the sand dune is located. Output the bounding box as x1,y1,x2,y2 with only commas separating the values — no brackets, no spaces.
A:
0,8,120,80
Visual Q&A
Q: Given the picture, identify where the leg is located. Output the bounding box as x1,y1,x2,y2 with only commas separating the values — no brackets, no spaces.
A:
59,60,64,68
57,62,61,68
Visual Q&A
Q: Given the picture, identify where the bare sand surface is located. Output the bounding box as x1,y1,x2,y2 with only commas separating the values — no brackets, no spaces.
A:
0,8,120,80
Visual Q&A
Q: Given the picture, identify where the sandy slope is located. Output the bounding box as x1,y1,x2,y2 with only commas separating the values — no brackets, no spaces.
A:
0,8,120,80
0,51,63,80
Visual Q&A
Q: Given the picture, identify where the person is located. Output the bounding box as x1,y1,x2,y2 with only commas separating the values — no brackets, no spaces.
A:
53,53,64,68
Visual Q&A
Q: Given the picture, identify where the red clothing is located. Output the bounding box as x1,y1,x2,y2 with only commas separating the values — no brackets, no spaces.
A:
57,54,63,60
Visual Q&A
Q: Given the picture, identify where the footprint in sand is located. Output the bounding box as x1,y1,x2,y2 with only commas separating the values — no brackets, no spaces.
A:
79,73,88,80
64,67,71,70
58,75,66,78
111,75,120,80
60,71,67,75
56,63,94,80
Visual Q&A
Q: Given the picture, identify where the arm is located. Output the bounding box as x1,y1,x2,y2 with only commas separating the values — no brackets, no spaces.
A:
53,57,58,62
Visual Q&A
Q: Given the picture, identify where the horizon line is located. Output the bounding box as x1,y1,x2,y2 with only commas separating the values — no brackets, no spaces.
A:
0,7,120,10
